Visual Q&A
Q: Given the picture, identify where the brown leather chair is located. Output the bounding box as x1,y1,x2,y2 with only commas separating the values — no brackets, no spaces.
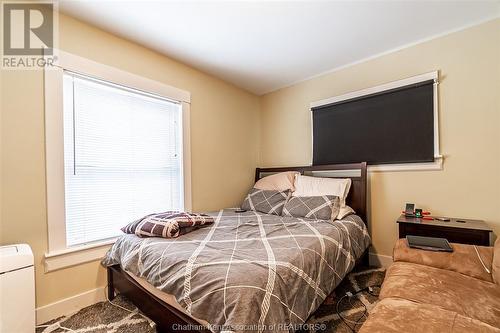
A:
360,238,500,332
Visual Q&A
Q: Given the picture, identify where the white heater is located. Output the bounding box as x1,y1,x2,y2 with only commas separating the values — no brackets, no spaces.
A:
0,244,35,333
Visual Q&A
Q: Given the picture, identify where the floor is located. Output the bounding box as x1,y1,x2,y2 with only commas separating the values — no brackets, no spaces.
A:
36,267,385,333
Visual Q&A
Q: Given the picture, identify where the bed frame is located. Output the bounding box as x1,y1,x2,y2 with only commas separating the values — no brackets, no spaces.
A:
107,162,368,332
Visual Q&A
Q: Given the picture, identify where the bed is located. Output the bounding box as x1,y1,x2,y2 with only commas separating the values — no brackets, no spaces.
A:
104,162,370,332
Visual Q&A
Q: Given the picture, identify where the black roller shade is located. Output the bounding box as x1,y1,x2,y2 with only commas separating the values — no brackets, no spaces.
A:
312,80,435,165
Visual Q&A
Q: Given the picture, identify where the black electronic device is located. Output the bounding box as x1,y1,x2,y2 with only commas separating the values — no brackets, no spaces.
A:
406,235,453,252
405,203,415,216
234,208,247,213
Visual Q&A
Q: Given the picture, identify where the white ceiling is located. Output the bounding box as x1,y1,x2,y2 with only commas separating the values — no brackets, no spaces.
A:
59,1,500,95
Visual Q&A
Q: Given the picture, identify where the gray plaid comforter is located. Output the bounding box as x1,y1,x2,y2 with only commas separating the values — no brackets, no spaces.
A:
102,209,371,333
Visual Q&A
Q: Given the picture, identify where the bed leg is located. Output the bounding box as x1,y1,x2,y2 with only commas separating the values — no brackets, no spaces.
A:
107,267,115,300
361,250,370,267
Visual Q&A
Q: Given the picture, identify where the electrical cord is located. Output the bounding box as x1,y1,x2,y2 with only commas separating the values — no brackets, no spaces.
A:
336,294,365,332
350,296,368,330
474,245,491,274
336,285,381,333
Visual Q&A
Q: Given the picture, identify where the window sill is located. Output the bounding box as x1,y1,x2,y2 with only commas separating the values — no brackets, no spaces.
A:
368,156,443,172
44,238,117,272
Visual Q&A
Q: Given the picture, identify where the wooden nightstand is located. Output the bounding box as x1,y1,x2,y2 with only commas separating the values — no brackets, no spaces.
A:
397,214,492,246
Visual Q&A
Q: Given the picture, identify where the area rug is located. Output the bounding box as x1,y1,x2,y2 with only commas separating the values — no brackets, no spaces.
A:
36,267,385,333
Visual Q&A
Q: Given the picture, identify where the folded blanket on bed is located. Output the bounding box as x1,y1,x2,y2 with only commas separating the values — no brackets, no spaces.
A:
121,211,214,238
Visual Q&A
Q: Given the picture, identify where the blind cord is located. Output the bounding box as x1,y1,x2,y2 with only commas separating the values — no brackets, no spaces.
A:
72,75,77,176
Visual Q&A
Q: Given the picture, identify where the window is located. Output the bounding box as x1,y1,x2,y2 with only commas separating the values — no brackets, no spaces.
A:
44,51,191,271
62,72,183,246
310,71,442,172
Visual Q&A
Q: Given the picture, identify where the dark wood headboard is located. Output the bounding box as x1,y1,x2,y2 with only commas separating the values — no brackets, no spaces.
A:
255,162,367,225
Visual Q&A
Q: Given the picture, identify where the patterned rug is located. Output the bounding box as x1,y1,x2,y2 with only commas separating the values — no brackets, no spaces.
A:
36,267,385,333
301,267,385,333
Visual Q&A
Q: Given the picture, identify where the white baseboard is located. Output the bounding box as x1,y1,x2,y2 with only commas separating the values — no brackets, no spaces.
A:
369,252,393,268
36,286,106,325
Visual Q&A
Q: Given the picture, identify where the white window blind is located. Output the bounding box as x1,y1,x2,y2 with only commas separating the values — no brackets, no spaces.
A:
62,71,183,247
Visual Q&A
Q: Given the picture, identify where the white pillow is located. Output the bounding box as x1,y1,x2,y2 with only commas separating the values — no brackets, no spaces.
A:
293,175,352,209
337,206,355,219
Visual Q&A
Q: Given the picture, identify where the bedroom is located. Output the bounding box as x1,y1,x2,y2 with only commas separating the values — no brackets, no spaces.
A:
0,1,499,332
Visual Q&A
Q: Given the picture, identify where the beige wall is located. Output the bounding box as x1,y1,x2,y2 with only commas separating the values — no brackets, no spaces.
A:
260,19,500,257
0,14,260,307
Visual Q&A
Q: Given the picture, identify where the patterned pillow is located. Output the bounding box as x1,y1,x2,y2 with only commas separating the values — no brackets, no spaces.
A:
121,213,155,234
282,195,340,220
121,211,214,238
241,188,290,216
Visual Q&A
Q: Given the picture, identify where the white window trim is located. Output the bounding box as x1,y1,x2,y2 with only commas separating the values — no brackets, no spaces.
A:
44,50,192,271
310,71,443,172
